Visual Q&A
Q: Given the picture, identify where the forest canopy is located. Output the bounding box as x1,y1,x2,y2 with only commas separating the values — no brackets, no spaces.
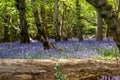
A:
0,0,96,42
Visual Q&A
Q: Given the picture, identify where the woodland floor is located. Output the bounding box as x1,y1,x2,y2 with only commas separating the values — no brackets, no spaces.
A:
0,59,120,80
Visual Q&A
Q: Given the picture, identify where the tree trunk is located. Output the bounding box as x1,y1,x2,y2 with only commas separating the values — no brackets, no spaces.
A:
40,4,48,38
10,27,18,42
106,26,112,41
60,1,65,39
2,24,10,42
9,14,18,42
15,0,30,43
54,0,61,41
76,0,83,41
0,59,120,80
31,0,55,50
86,0,120,53
2,14,10,42
96,10,103,41
60,1,68,41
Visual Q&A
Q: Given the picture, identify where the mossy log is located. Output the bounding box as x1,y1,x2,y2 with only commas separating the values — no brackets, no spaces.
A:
0,59,120,80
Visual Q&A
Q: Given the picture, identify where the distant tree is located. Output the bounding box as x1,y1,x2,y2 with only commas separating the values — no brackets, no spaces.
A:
60,1,68,41
15,0,30,43
60,1,65,40
54,0,61,41
2,14,10,42
40,3,48,38
86,0,120,52
106,25,112,41
96,10,103,41
106,0,120,41
76,0,83,41
31,0,55,50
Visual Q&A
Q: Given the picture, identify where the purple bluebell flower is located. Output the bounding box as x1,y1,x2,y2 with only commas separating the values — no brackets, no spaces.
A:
0,38,118,59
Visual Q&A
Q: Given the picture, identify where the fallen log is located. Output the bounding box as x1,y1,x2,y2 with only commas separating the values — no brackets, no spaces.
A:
0,59,120,80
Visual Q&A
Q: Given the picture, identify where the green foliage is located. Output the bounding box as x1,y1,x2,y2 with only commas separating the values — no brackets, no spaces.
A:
83,26,96,36
0,0,102,40
91,47,119,59
55,62,67,80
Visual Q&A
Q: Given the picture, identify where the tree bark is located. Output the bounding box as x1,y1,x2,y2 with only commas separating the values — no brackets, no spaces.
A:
40,4,48,38
2,25,10,42
0,59,120,80
9,14,18,42
86,0,120,53
54,0,61,41
96,10,103,41
2,13,10,42
31,0,55,50
76,0,83,41
106,26,112,41
60,1,68,41
15,0,30,43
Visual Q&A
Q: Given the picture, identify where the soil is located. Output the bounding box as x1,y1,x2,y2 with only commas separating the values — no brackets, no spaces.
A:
0,59,120,80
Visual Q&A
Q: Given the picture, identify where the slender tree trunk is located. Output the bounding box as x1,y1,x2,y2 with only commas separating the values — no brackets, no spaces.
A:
10,27,17,42
116,0,120,16
15,0,30,43
96,10,103,41
2,23,10,42
60,1,64,39
32,0,46,41
40,4,48,37
54,0,61,41
76,0,83,41
2,14,10,42
106,24,112,41
86,0,120,52
9,14,18,42
31,0,55,50
60,1,68,41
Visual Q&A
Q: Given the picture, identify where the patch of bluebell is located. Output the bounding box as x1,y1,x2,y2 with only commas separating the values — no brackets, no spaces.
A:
98,76,120,80
0,38,117,59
